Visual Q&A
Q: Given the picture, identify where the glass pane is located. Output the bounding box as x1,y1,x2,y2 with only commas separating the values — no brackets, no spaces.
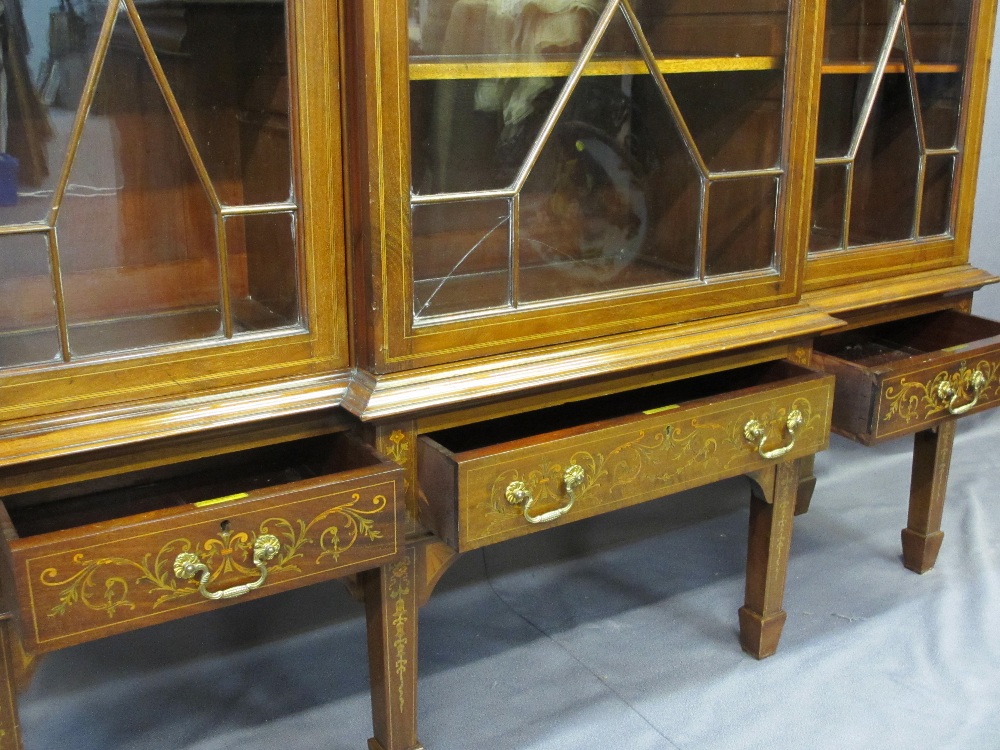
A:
58,10,222,357
812,1,972,254
815,73,868,160
639,1,788,58
809,164,848,253
0,0,99,227
705,177,777,276
226,213,300,331
824,0,904,64
412,199,511,319
518,66,701,302
0,233,61,367
138,1,292,206
666,70,784,172
918,73,963,150
410,77,548,195
920,155,955,237
408,0,601,59
848,72,920,246
907,1,971,63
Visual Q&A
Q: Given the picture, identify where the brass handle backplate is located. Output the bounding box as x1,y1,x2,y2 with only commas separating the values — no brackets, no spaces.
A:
505,464,586,524
744,409,804,460
173,534,281,601
935,368,987,416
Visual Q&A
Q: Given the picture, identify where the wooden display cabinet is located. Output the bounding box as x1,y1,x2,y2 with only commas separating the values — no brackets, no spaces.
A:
0,0,996,749
344,0,1000,748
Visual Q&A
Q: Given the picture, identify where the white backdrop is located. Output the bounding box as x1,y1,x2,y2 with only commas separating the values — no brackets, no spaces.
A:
970,20,1000,317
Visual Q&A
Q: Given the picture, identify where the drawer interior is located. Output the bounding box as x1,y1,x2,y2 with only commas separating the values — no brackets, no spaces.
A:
426,360,812,454
815,311,1000,367
3,432,376,538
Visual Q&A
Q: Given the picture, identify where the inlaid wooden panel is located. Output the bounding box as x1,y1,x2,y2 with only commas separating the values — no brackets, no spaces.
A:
419,362,833,551
813,311,1000,444
0,433,402,653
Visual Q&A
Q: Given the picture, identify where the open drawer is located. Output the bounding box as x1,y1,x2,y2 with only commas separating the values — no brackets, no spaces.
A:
812,311,1000,445
418,361,833,552
0,432,403,653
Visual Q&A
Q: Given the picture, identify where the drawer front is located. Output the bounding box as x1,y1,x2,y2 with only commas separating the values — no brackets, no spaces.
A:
875,353,1000,440
441,374,833,551
5,469,401,651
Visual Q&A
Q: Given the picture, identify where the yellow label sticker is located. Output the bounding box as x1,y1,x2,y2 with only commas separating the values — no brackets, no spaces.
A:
194,492,249,508
642,403,679,416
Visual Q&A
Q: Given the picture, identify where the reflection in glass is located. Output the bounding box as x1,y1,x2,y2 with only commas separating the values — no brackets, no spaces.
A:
0,232,61,367
0,0,90,227
226,213,300,331
408,0,789,318
411,77,549,195
0,0,301,370
412,199,512,319
408,0,601,59
705,178,777,276
59,10,222,357
519,39,700,302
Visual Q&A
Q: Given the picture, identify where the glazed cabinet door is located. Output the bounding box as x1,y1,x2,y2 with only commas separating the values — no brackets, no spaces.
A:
348,0,824,371
0,1,346,427
805,0,998,289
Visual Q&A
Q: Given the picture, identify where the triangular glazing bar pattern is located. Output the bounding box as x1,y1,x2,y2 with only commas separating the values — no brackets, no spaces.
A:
121,0,222,211
412,0,716,204
508,0,623,194
49,0,121,224
509,0,710,192
617,0,709,178
822,0,947,245
846,1,907,161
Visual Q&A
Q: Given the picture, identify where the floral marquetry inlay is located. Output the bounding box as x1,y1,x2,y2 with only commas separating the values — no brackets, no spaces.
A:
388,556,411,713
381,430,411,466
882,359,1000,426
479,395,824,539
38,492,390,621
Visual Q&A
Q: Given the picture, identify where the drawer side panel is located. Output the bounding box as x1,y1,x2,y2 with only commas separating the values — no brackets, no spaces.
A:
811,350,879,444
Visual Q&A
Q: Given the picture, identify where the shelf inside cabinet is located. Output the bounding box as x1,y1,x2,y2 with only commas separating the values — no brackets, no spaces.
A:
821,61,962,75
409,55,782,81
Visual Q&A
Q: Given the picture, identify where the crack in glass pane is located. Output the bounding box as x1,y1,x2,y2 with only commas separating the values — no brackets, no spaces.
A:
412,200,512,319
